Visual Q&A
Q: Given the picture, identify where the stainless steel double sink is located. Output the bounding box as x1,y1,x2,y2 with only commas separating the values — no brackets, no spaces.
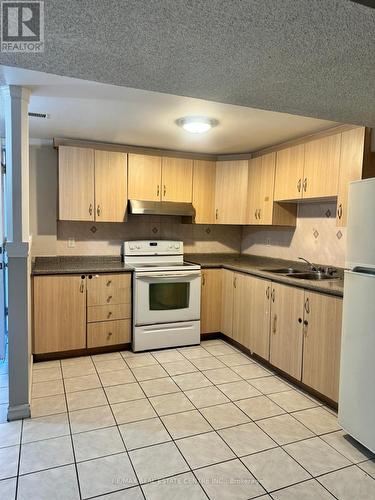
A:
261,268,339,281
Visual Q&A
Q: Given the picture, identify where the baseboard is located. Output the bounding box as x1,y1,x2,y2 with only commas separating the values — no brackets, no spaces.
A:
7,403,31,421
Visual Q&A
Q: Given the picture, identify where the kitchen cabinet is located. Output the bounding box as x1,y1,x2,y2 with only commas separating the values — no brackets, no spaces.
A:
302,291,343,402
336,127,366,226
87,273,131,307
161,157,193,202
94,150,127,222
59,146,127,222
192,160,216,224
246,276,271,360
274,144,305,201
128,154,162,201
201,269,222,333
269,282,305,380
220,269,235,337
215,160,248,224
33,275,87,354
88,319,131,348
303,134,341,198
59,146,95,221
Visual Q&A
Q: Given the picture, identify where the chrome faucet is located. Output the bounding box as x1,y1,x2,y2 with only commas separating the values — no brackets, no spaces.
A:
298,257,318,272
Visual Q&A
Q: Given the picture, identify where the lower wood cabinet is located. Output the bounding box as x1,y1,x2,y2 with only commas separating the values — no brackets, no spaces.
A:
33,275,87,354
33,272,132,355
245,276,271,360
220,269,235,337
201,269,222,334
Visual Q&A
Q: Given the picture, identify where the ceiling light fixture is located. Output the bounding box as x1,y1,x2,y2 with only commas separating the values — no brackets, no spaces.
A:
176,116,218,134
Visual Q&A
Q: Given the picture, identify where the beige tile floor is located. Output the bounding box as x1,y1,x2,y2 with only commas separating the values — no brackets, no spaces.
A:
0,338,374,499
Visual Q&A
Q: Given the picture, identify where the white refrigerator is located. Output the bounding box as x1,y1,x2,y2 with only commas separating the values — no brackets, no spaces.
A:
339,177,375,453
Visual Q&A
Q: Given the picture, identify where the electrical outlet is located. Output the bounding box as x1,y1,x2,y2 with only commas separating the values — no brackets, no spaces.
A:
266,238,271,246
68,238,75,248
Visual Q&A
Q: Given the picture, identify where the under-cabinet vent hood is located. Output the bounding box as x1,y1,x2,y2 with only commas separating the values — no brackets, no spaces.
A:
129,199,196,217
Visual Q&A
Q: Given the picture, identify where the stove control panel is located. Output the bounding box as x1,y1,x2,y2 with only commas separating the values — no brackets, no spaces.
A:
124,240,183,256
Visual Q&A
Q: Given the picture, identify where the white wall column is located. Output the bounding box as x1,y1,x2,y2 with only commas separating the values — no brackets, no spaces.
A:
1,85,31,420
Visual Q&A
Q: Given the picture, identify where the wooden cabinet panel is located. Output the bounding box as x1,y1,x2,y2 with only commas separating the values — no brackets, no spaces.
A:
128,154,162,201
201,269,222,334
87,303,131,323
94,150,127,222
258,153,276,224
302,292,342,402
337,127,365,227
246,157,262,224
246,277,271,360
88,319,131,348
161,157,193,202
192,160,216,224
215,160,248,224
274,144,305,201
220,269,235,337
59,146,95,221
269,283,304,380
87,273,131,307
303,134,341,198
33,275,86,354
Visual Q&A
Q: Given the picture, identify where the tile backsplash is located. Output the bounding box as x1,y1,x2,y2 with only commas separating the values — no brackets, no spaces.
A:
241,202,346,268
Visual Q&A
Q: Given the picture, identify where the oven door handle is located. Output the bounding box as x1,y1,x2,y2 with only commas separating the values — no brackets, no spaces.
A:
135,271,201,279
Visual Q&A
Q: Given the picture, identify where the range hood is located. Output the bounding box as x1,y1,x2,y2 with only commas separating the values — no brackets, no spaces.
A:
129,199,196,217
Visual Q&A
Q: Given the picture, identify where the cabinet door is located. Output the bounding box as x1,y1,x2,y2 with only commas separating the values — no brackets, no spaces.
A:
269,283,304,379
274,144,305,201
192,160,216,224
59,146,95,221
33,275,86,354
246,157,262,224
94,150,127,222
201,269,222,333
302,292,343,402
336,127,365,227
161,157,193,202
258,153,276,224
303,134,341,198
246,277,271,360
220,269,235,338
215,160,248,224
87,273,131,307
128,154,162,201
87,319,131,348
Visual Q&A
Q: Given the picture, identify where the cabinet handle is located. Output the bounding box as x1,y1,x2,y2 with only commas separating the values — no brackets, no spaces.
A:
271,288,275,303
337,203,343,219
303,178,307,192
258,209,261,220
79,277,85,293
107,295,113,303
163,185,166,197
254,209,257,219
272,314,277,334
107,332,113,339
304,297,310,314
266,286,270,299
106,280,112,287
233,276,237,288
96,205,101,217
297,179,302,192
157,185,160,197
107,311,112,318
215,208,218,220
89,204,93,216
202,273,205,286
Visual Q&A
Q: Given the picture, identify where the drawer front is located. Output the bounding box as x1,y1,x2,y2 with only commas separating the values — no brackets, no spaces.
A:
87,273,131,306
87,319,131,348
87,303,131,323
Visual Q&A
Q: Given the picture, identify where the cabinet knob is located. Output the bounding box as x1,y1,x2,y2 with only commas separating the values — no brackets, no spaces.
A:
107,332,113,339
163,185,166,197
107,311,112,318
107,295,113,303
106,280,112,287
297,179,302,192
97,205,101,217
157,185,160,197
303,320,308,326
298,317,302,323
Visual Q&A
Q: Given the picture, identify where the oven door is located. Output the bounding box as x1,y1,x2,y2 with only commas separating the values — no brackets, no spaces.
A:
134,270,201,326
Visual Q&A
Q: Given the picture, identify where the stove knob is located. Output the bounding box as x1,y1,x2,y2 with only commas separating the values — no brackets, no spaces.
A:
129,244,134,250
174,243,180,249
168,244,173,249
136,244,141,250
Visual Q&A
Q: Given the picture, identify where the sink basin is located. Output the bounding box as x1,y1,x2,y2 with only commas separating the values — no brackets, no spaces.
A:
288,272,339,281
261,268,301,275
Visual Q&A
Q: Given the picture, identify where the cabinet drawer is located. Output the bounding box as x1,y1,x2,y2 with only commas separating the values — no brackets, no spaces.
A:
87,273,131,306
87,319,131,348
87,303,131,323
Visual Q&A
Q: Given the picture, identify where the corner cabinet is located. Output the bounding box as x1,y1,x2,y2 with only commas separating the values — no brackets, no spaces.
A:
58,146,127,222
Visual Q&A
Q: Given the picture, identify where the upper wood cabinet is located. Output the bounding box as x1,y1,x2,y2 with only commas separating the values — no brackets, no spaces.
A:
192,160,216,224
59,146,95,221
274,144,305,201
302,291,343,402
215,160,248,224
59,146,127,222
94,150,127,222
33,275,87,354
269,282,305,380
303,134,341,198
201,268,222,334
161,157,193,202
336,127,366,226
128,154,162,201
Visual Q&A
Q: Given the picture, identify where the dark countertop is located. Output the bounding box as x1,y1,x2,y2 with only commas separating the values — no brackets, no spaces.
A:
32,253,344,297
185,253,344,298
32,256,132,275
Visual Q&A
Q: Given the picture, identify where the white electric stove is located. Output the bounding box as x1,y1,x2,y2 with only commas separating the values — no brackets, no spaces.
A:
123,240,201,352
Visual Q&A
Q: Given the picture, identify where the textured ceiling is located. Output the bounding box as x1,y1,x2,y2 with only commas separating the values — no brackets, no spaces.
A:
0,0,374,125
